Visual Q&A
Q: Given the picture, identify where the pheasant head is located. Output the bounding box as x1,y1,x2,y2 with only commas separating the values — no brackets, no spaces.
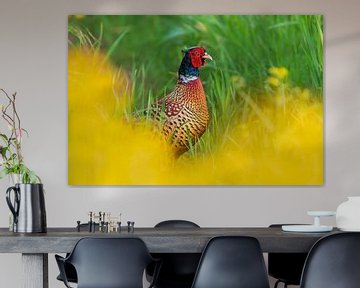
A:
178,47,213,83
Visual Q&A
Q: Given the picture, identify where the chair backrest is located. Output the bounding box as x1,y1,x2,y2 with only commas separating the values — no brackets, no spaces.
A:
191,236,270,288
155,219,200,228
300,232,360,288
67,237,154,288
150,220,201,286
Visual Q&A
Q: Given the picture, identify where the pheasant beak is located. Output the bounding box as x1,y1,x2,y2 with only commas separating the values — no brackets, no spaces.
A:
202,52,213,61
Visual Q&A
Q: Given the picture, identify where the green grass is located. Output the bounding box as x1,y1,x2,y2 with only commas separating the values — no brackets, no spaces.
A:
68,15,323,158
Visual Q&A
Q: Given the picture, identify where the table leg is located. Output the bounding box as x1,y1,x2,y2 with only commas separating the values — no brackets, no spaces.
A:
22,253,48,288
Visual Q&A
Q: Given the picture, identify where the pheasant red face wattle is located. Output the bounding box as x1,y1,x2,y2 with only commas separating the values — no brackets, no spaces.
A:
189,47,212,68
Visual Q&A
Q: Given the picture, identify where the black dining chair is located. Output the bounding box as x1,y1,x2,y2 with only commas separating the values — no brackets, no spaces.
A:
56,262,77,284
191,236,270,288
300,232,360,288
268,224,308,288
56,223,99,284
55,237,161,288
146,220,201,288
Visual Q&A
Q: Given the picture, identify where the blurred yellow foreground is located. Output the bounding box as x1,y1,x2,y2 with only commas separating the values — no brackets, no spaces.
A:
68,49,323,185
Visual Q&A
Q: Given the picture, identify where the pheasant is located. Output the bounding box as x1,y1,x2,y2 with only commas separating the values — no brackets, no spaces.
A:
150,46,213,157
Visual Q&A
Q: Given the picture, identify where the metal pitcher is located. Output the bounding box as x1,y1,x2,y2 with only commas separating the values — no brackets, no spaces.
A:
6,183,47,233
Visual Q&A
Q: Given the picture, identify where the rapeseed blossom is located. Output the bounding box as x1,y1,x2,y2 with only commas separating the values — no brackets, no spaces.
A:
268,67,289,80
68,50,323,185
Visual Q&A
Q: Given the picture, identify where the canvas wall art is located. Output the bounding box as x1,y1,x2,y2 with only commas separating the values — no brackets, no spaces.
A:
68,15,323,185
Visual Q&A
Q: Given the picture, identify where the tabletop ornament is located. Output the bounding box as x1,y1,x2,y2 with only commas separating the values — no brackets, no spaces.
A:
282,211,336,232
0,89,46,233
76,211,135,233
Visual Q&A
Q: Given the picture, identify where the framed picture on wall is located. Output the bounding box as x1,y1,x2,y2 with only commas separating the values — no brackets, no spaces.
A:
68,15,323,185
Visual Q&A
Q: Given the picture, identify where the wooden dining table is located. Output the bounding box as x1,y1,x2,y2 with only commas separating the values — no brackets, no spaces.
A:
0,226,339,288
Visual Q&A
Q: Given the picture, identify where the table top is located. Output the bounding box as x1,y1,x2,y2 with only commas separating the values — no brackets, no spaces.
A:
0,227,340,254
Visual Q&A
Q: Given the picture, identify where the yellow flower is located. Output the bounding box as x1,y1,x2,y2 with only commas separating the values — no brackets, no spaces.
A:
266,77,280,87
268,67,289,80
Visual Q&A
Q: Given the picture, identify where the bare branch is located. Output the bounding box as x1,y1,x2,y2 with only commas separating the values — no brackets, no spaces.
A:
0,88,23,165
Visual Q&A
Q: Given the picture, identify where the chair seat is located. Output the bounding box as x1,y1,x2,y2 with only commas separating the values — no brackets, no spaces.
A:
55,262,77,283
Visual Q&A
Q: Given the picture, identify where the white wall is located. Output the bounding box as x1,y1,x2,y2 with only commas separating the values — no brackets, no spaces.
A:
0,0,360,287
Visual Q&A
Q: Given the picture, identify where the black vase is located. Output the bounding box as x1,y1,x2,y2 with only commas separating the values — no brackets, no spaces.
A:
6,183,47,233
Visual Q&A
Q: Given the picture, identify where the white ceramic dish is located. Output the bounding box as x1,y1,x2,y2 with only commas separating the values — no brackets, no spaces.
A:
282,225,333,233
281,210,336,232
338,227,360,232
307,211,336,217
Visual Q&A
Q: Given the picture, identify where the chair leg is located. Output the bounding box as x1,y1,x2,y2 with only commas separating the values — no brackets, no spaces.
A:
274,280,289,288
